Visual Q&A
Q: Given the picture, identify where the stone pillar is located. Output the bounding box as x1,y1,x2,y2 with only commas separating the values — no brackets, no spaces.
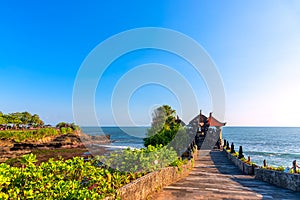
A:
238,146,244,159
230,143,235,153
293,160,297,173
226,141,230,150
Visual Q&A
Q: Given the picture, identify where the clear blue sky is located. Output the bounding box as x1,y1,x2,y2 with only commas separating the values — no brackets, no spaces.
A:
1,0,300,126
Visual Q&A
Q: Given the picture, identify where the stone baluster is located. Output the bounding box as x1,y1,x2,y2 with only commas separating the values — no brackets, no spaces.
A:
238,146,244,159
226,141,230,150
293,160,297,173
263,159,267,168
230,143,235,153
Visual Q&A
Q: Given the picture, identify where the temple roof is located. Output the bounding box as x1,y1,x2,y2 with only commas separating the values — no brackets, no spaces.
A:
187,111,226,128
208,115,226,127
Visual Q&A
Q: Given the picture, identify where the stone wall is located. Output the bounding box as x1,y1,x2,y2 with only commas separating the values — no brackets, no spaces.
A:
105,150,197,200
224,149,300,192
223,149,255,175
254,168,300,192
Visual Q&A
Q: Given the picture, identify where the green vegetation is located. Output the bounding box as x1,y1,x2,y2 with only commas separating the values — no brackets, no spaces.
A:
143,105,182,147
290,168,300,174
0,145,187,199
0,120,80,142
0,111,44,128
99,145,179,173
0,154,142,199
141,105,192,170
262,165,285,172
0,107,193,199
240,157,256,166
56,122,80,131
56,122,81,134
0,128,59,142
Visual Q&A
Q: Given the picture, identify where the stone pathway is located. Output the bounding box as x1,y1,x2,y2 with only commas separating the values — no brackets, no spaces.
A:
149,150,300,200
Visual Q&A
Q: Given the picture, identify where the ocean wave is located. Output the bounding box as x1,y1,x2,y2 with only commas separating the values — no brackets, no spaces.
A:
245,151,300,158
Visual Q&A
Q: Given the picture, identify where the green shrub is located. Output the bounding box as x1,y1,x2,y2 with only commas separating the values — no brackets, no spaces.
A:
98,145,179,173
66,127,73,134
0,154,142,199
60,127,67,134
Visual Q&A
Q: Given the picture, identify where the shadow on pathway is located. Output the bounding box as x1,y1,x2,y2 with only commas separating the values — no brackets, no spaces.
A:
149,150,300,200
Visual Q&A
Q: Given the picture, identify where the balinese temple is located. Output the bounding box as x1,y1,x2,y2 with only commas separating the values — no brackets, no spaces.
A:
195,110,226,149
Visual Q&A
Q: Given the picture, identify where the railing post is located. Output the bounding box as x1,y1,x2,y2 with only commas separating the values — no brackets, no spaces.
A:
230,142,235,153
226,141,230,150
238,146,244,159
263,159,267,168
293,160,297,173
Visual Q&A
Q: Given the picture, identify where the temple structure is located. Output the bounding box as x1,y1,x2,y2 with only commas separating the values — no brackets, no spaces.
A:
195,110,226,149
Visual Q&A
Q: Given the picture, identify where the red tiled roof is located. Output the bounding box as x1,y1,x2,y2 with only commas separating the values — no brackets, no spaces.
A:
208,116,226,127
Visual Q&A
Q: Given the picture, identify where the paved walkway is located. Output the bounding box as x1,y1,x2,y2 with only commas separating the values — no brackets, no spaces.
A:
150,150,300,200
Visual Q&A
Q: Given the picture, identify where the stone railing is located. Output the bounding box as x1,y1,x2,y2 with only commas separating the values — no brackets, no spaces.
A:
105,149,198,200
254,167,300,192
223,149,256,175
223,148,300,192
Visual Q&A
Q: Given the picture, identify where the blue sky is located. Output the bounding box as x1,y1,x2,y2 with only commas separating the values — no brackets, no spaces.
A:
1,1,300,126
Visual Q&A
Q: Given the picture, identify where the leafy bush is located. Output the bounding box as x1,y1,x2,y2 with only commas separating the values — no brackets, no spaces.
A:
290,168,300,174
0,154,142,199
56,122,80,131
232,152,239,158
240,157,257,166
60,127,67,134
262,165,285,171
99,145,179,173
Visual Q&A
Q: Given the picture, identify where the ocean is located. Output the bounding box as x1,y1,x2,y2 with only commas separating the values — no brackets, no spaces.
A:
81,126,300,168
81,126,147,149
222,127,300,168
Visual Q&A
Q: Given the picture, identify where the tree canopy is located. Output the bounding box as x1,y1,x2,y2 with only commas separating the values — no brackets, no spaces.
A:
144,105,182,147
0,111,44,126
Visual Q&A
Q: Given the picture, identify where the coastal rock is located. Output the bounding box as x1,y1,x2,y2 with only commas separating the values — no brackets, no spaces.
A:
0,132,110,162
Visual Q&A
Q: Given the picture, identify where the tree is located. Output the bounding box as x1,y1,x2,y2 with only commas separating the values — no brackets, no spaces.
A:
20,111,32,125
0,116,7,125
8,113,22,126
30,114,44,127
0,111,45,128
144,105,181,147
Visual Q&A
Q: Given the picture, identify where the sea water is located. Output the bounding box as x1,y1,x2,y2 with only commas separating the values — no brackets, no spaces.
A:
223,127,300,168
81,126,147,149
81,126,300,168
